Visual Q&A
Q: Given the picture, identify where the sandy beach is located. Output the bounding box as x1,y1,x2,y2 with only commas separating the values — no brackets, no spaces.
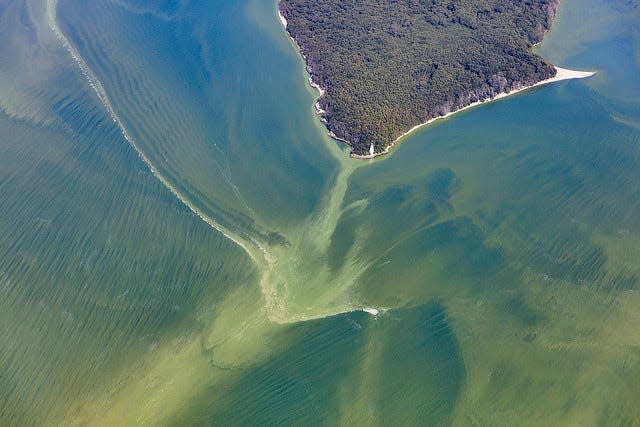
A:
278,9,287,27
351,67,596,159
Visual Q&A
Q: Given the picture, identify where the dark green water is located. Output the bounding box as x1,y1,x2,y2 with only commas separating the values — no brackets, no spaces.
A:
1,0,639,425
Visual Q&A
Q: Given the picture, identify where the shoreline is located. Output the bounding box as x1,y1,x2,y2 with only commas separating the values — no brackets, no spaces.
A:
278,9,328,112
351,66,596,159
278,7,595,160
278,10,325,96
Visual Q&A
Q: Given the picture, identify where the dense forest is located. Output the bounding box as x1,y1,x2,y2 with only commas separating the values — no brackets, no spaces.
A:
279,0,560,156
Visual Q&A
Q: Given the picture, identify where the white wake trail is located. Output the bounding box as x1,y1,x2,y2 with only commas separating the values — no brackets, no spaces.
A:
44,0,271,269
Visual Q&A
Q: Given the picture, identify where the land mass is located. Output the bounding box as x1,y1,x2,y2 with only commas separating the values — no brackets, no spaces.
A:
278,0,586,157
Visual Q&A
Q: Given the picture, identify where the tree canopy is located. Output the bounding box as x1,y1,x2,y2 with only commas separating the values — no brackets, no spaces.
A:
279,0,559,155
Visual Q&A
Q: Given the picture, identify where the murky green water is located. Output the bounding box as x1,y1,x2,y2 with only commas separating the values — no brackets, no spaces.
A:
1,0,639,424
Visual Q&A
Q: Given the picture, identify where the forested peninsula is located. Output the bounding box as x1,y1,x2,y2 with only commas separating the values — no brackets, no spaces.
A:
278,0,560,157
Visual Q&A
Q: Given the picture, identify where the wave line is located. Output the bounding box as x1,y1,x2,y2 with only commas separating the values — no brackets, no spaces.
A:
45,0,271,275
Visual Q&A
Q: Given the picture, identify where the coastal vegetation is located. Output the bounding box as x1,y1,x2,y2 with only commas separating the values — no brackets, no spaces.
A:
279,0,560,155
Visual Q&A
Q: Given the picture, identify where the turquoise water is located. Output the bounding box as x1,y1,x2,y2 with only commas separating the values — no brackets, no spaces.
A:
1,0,639,424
